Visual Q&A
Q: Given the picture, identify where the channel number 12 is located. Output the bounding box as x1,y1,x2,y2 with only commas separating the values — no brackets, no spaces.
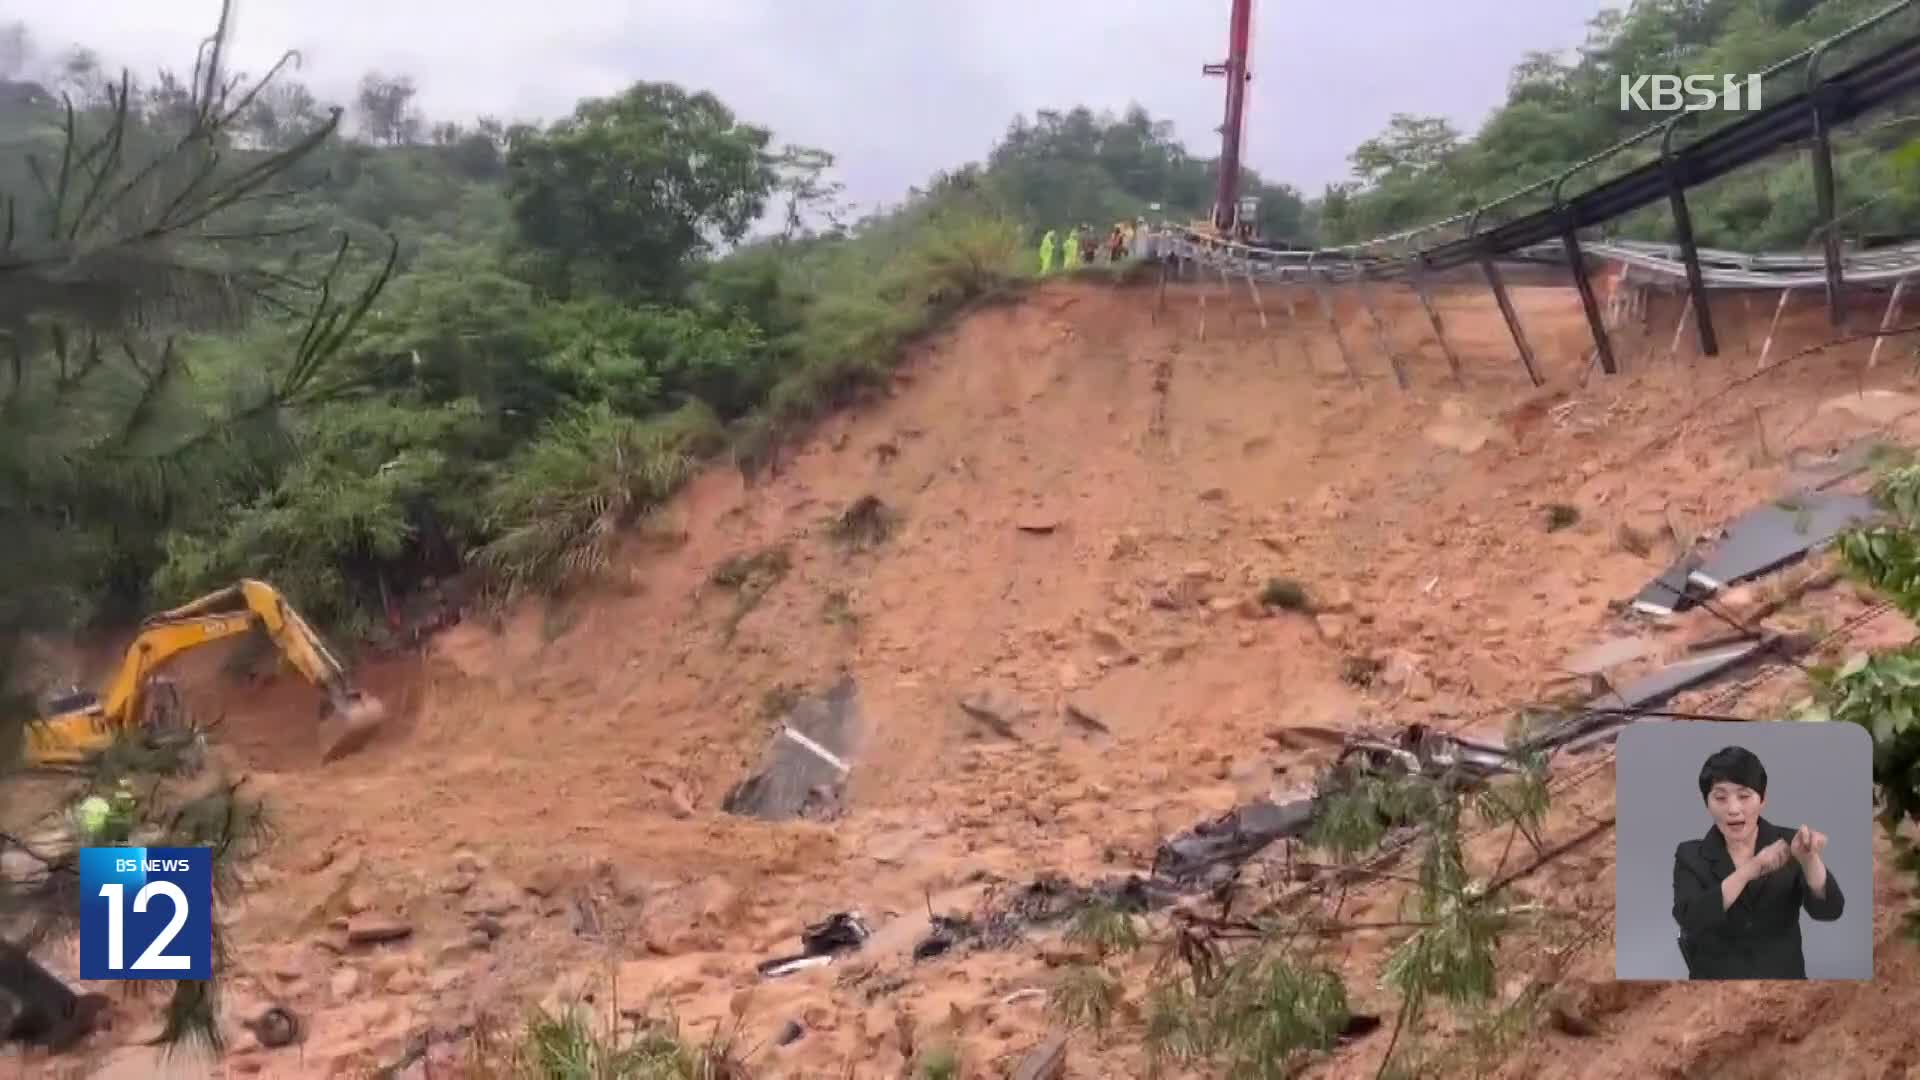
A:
96,881,194,971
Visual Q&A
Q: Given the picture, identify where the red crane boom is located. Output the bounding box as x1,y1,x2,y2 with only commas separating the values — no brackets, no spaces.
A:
1203,0,1255,235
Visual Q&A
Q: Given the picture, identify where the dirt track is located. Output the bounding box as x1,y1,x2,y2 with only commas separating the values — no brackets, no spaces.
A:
37,271,1920,1078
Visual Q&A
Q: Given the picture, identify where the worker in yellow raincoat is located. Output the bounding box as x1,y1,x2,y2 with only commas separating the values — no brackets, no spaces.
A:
1061,226,1082,271
1039,229,1057,275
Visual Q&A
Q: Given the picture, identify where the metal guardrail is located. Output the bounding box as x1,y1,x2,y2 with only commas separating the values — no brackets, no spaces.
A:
1147,0,1920,384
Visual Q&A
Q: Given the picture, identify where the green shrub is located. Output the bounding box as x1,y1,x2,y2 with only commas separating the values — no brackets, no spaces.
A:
472,401,723,601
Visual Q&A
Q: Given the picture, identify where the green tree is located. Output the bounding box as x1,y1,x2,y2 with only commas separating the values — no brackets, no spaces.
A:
1348,114,1463,187
1319,0,1919,248
1800,450,1920,940
505,81,776,300
0,0,390,1050
354,70,422,146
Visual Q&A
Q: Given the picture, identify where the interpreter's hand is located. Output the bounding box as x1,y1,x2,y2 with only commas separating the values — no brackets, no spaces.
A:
1790,825,1828,863
1750,839,1793,876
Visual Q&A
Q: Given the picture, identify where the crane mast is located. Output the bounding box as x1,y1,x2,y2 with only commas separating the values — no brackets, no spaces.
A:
1203,0,1256,238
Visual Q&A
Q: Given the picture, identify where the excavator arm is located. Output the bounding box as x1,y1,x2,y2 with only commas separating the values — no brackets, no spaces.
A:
23,580,386,767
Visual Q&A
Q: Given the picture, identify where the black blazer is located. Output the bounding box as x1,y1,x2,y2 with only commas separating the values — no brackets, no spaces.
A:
1671,817,1844,979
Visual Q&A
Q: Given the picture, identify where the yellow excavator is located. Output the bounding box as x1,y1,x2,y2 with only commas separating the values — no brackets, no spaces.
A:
20,580,388,768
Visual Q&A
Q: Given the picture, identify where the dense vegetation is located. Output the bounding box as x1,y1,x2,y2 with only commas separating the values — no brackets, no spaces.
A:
0,13,1312,706
6,1,1918,690
1321,0,1920,248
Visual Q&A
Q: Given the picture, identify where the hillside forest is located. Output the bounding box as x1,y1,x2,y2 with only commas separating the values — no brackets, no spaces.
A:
4,0,1920,715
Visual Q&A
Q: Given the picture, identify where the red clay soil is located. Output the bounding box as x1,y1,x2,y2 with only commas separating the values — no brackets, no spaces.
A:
27,271,1920,1079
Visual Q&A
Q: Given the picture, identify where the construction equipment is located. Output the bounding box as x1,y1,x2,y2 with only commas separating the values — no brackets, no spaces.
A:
20,580,387,768
1202,0,1256,238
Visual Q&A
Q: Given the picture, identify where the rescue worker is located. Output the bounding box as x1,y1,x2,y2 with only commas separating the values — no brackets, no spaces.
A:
1080,226,1097,266
1062,225,1082,271
1039,228,1057,275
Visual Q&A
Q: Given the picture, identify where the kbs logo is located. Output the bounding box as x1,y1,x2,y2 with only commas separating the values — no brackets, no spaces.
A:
79,847,212,980
1619,74,1764,112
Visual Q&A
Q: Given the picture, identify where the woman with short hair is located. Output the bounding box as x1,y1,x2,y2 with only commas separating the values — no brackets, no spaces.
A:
1671,745,1844,979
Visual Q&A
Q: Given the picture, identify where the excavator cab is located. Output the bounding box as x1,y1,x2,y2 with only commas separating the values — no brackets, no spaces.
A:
37,687,101,720
19,580,387,768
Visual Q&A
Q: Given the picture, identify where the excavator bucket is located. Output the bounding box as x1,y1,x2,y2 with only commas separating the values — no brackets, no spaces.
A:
318,691,388,762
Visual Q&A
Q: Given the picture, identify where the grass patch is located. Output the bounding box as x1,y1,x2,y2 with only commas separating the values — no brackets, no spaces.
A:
1544,504,1580,532
821,589,857,626
466,1004,754,1079
1341,654,1382,688
1258,577,1313,612
1066,901,1145,957
1049,964,1121,1035
915,1044,961,1080
759,683,803,720
829,495,897,551
708,545,792,640
1144,948,1352,1080
474,401,723,604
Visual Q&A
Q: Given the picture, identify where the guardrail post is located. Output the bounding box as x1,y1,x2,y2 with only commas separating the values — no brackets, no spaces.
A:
1561,221,1618,375
1307,253,1363,386
1869,276,1910,368
1661,115,1719,357
1758,287,1795,369
1665,292,1696,363
1470,209,1543,386
1154,255,1169,324
1807,49,1846,327
1481,258,1542,387
1352,257,1410,390
1411,256,1464,385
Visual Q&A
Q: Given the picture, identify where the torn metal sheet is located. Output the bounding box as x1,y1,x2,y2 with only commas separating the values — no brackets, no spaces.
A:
1684,493,1879,594
722,675,861,821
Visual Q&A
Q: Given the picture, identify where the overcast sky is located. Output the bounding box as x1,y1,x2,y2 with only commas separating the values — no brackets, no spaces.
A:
18,1,1618,211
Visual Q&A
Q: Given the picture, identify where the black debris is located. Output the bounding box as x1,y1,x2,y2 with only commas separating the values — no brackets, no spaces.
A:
800,912,871,955
1152,798,1318,887
959,692,1025,740
1337,1014,1385,1043
1063,702,1111,735
756,910,871,979
1630,550,1705,617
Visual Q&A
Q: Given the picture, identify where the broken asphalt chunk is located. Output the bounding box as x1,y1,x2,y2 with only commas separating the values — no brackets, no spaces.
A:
1687,492,1878,594
1629,492,1879,616
1011,1032,1070,1080
1521,638,1768,754
722,675,860,822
